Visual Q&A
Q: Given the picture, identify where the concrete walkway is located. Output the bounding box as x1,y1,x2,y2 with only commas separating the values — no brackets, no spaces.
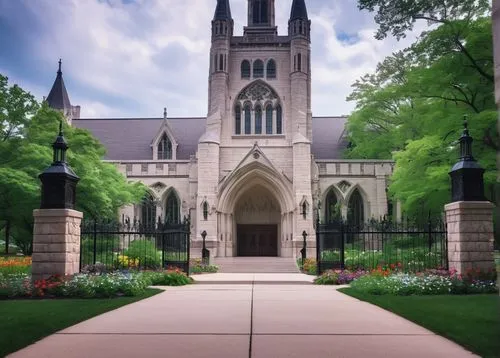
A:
9,283,476,358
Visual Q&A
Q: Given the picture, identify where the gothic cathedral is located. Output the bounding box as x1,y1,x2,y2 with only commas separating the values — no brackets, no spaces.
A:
46,0,396,258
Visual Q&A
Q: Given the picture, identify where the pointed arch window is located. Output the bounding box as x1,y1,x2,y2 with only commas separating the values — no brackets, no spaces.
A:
141,192,157,227
235,105,242,135
158,133,172,160
203,201,209,221
241,60,250,79
325,190,339,224
165,191,180,224
266,59,276,79
255,105,262,134
244,104,251,134
276,104,282,134
348,189,364,228
265,105,273,134
253,60,264,78
297,53,302,72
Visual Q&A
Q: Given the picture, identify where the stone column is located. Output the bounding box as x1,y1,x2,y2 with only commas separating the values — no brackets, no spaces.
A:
444,201,495,275
32,209,83,281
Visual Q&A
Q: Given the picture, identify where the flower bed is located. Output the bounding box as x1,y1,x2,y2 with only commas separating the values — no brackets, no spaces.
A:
313,265,498,295
0,257,31,276
314,269,368,285
189,258,219,274
350,268,498,295
0,269,192,299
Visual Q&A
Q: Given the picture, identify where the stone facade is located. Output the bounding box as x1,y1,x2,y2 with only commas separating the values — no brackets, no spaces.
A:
54,1,397,260
31,209,83,281
444,201,496,274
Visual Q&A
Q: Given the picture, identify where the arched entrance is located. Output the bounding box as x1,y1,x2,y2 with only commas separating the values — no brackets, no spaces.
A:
234,184,280,256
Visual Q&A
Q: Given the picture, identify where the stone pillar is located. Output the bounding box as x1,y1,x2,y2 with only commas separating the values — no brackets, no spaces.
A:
32,209,83,281
444,201,496,275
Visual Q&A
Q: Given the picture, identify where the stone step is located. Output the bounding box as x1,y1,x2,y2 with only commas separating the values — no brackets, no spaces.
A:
192,273,314,285
212,257,300,273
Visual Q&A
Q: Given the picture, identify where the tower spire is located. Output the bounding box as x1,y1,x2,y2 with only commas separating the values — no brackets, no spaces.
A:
289,0,308,21
213,0,232,21
46,59,72,111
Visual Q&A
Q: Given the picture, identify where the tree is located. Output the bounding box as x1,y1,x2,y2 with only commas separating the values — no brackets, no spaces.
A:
358,0,491,41
0,75,145,254
345,13,498,223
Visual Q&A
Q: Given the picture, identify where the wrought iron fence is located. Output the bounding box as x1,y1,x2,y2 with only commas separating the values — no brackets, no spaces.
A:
316,218,448,275
80,217,191,273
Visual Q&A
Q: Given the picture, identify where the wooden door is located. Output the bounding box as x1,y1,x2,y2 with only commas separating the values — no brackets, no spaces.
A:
237,224,278,256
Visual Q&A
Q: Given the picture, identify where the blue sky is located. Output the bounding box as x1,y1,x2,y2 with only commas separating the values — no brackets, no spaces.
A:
0,0,421,118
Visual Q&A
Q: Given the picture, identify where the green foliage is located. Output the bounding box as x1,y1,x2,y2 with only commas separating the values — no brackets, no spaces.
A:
123,240,162,269
357,0,491,41
0,74,146,254
345,10,498,230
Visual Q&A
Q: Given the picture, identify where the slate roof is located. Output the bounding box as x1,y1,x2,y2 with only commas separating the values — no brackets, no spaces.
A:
73,116,348,161
311,116,349,159
73,118,206,160
46,60,72,111
290,0,309,21
213,0,232,20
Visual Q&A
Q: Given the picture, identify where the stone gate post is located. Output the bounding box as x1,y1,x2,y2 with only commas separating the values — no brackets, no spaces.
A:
31,123,82,281
445,119,496,275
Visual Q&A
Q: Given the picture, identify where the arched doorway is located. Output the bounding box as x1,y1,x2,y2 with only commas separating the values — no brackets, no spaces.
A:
234,184,280,256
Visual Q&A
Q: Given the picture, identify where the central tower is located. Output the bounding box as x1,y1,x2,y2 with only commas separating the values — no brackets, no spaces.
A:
244,0,277,35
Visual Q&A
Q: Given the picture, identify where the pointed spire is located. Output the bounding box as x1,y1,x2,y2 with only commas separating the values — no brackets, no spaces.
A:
46,59,72,111
290,0,308,21
163,107,167,120
213,0,232,21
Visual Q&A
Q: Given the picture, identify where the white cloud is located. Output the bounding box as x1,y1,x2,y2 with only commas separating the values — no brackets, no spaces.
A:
8,0,426,118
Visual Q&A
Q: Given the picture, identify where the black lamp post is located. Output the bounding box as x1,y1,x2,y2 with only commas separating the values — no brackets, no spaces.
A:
301,230,307,266
39,122,80,209
449,117,485,202
201,230,209,265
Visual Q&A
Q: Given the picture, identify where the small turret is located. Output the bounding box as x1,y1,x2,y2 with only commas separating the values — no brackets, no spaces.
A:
212,0,233,39
288,0,310,40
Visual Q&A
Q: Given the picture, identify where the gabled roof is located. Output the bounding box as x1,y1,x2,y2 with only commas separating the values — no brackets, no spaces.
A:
213,0,232,21
72,116,348,161
73,117,206,160
46,59,72,111
290,0,309,21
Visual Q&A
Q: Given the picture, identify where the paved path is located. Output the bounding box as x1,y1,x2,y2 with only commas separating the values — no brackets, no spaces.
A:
9,282,476,358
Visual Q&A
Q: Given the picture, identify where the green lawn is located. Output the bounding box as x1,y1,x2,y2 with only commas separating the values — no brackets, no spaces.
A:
0,288,163,357
339,288,500,358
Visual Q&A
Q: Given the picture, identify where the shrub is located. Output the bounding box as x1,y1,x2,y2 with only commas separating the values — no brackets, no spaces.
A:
302,258,317,275
142,269,193,286
124,240,162,269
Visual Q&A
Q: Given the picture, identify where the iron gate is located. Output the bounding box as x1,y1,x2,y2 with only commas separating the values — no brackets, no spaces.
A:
316,217,448,275
80,217,191,273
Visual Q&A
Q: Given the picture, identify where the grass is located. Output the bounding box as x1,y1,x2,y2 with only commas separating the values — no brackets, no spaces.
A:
339,288,500,358
0,288,163,357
